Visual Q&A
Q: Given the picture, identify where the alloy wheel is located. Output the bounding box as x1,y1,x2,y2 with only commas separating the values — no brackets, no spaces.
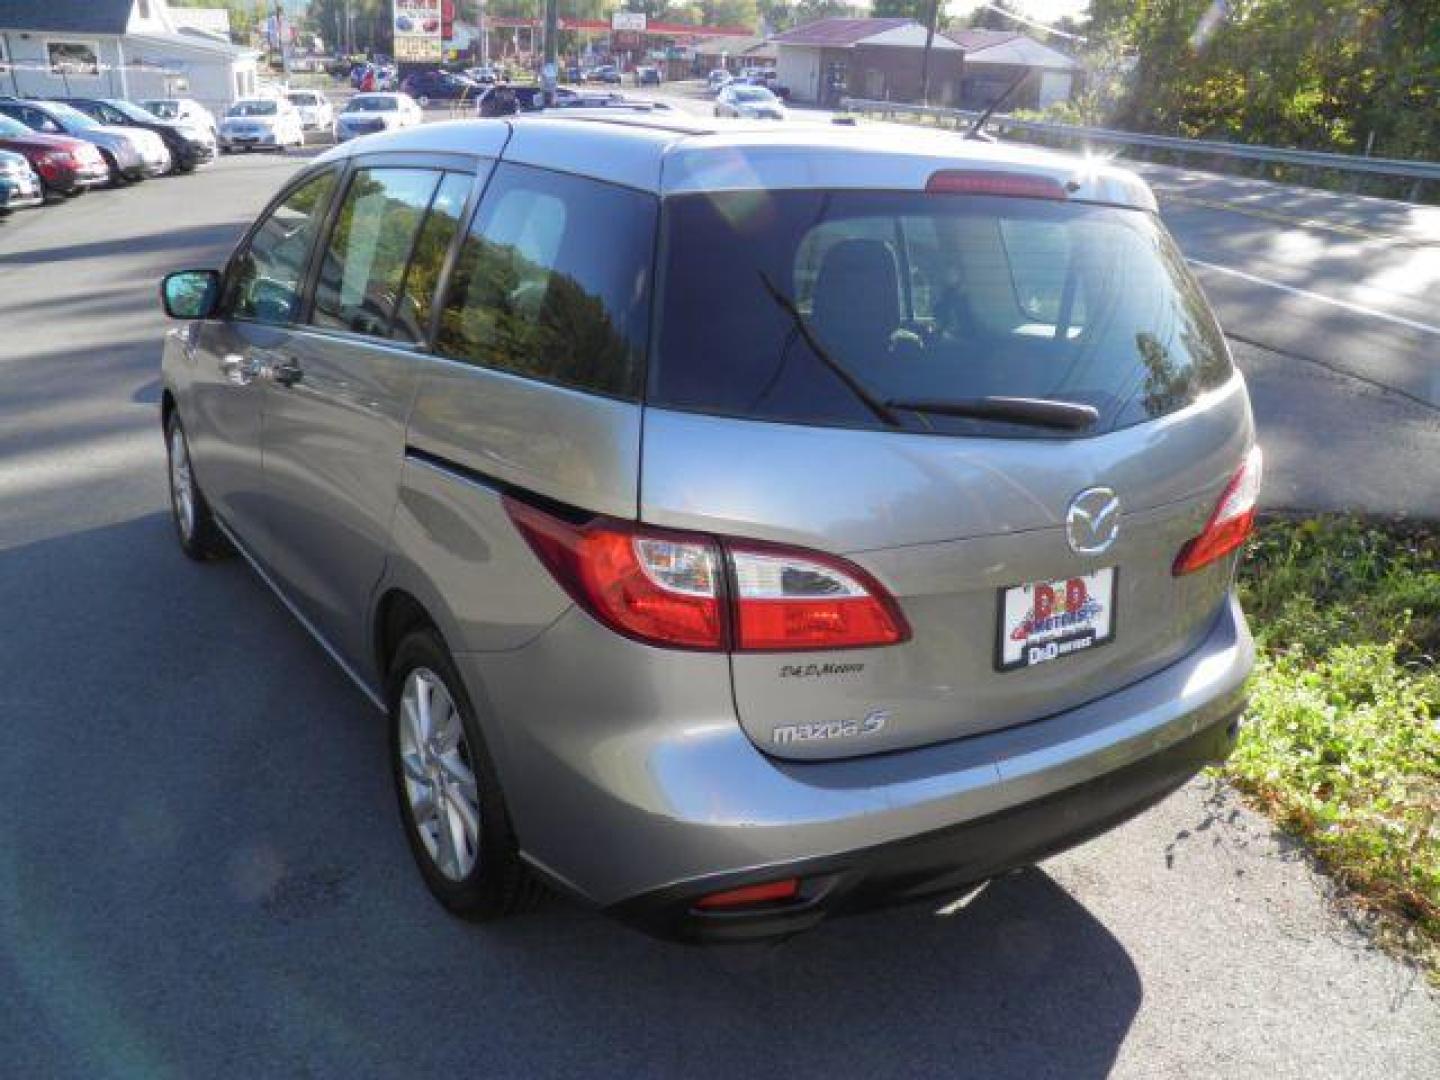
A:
398,667,482,882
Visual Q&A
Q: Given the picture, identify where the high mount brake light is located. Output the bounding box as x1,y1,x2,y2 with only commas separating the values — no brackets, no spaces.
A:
504,498,910,653
1173,446,1263,576
926,170,1068,200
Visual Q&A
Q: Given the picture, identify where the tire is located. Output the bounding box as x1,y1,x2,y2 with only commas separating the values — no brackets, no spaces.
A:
388,629,541,920
165,412,232,561
100,150,129,186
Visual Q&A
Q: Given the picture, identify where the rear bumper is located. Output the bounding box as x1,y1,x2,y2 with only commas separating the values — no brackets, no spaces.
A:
613,709,1240,942
461,594,1253,937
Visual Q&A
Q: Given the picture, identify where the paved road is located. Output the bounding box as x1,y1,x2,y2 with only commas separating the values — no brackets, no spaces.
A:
1,140,1437,1077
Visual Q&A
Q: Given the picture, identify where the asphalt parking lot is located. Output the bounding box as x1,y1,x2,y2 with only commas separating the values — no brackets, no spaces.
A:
1,137,1437,1077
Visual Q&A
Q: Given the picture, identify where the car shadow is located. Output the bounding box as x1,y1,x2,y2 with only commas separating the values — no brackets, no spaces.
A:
0,512,1141,1077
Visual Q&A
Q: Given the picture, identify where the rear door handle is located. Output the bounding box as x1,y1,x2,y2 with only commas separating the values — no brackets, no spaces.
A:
266,356,304,387
219,353,261,386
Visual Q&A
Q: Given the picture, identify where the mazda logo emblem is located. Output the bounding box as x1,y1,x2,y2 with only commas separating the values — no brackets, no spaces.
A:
1066,487,1121,555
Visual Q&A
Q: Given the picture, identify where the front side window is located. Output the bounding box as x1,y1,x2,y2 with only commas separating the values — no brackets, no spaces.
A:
652,190,1231,437
226,170,338,324
311,168,447,340
435,164,656,399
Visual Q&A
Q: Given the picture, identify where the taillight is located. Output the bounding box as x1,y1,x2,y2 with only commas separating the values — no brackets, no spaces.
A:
926,169,1067,199
1173,446,1263,576
504,498,909,653
729,546,908,651
503,497,724,650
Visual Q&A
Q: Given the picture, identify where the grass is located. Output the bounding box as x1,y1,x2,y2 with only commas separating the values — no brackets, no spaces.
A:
1232,516,1440,976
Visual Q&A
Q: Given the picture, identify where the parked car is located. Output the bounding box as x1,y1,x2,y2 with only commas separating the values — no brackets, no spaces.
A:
334,93,423,141
474,85,620,115
0,148,42,214
0,97,169,183
285,90,336,134
465,66,499,85
635,66,661,86
707,69,732,92
57,97,216,173
0,112,110,197
139,97,219,142
714,83,786,120
400,70,480,105
584,64,622,84
218,97,306,153
157,115,1257,942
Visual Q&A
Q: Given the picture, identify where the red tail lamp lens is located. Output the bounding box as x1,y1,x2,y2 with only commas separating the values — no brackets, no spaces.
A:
1173,446,1264,576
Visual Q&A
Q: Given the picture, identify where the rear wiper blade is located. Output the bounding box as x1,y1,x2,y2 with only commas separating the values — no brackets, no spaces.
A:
886,396,1099,431
757,272,902,428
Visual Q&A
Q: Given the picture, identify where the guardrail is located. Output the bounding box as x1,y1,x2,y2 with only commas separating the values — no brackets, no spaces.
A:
840,98,1439,203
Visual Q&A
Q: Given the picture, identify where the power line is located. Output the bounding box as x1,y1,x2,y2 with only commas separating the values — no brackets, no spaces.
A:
967,3,1089,44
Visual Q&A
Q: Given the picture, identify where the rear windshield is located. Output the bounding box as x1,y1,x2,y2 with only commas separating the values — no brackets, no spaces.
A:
228,101,277,116
651,191,1231,437
142,100,179,118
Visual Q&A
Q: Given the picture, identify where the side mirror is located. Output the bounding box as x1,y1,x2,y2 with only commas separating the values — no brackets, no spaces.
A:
160,269,221,320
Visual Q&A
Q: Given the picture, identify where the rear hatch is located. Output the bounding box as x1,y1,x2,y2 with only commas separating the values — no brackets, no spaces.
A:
641,184,1254,761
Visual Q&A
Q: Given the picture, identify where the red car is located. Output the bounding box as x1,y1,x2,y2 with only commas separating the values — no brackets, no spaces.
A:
0,112,109,197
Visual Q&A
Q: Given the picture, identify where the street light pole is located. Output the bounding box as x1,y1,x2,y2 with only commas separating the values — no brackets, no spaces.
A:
542,0,558,106
919,0,940,105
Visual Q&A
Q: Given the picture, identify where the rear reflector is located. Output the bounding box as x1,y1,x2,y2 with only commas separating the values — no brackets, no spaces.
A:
504,498,909,653
694,878,800,910
926,170,1068,200
1173,446,1263,575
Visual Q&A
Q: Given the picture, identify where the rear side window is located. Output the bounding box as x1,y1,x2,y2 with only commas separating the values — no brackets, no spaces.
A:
652,191,1232,437
392,173,474,343
227,169,338,324
435,163,656,399
311,167,442,340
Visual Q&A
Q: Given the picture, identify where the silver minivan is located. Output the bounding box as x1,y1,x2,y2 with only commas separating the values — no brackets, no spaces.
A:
159,115,1258,941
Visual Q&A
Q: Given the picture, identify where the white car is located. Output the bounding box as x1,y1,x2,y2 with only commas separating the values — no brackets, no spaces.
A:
714,84,786,120
285,90,335,134
139,97,218,141
218,97,305,152
707,69,733,93
334,93,423,142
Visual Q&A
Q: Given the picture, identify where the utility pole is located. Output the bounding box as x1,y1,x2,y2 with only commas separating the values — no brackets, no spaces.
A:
542,0,558,105
477,0,489,66
919,0,940,106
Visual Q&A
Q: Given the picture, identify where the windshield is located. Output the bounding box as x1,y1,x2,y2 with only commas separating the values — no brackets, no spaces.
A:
0,115,33,137
347,96,398,113
41,102,97,128
652,191,1232,438
731,87,775,103
142,100,179,118
227,101,277,117
106,100,160,123
287,93,319,106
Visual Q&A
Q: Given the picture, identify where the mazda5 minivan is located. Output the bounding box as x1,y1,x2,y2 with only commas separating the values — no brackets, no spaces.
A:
159,115,1258,941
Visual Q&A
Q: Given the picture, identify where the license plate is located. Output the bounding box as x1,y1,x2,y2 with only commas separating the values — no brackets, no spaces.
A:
997,568,1116,671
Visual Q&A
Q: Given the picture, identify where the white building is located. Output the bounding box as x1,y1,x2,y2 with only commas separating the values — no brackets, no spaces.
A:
0,0,259,117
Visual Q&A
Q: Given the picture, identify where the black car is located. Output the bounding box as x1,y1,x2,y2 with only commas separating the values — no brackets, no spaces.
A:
57,97,215,173
475,85,628,116
400,70,479,103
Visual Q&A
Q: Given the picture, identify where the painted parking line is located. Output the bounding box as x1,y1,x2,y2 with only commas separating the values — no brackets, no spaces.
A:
1187,258,1440,337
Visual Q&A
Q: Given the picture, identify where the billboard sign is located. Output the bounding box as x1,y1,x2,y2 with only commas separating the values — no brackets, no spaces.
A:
394,0,443,63
611,12,648,33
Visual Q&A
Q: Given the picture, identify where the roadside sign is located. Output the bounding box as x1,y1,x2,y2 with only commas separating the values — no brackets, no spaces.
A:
611,12,647,32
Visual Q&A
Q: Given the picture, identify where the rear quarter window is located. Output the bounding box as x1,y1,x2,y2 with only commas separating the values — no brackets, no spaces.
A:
434,163,656,399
